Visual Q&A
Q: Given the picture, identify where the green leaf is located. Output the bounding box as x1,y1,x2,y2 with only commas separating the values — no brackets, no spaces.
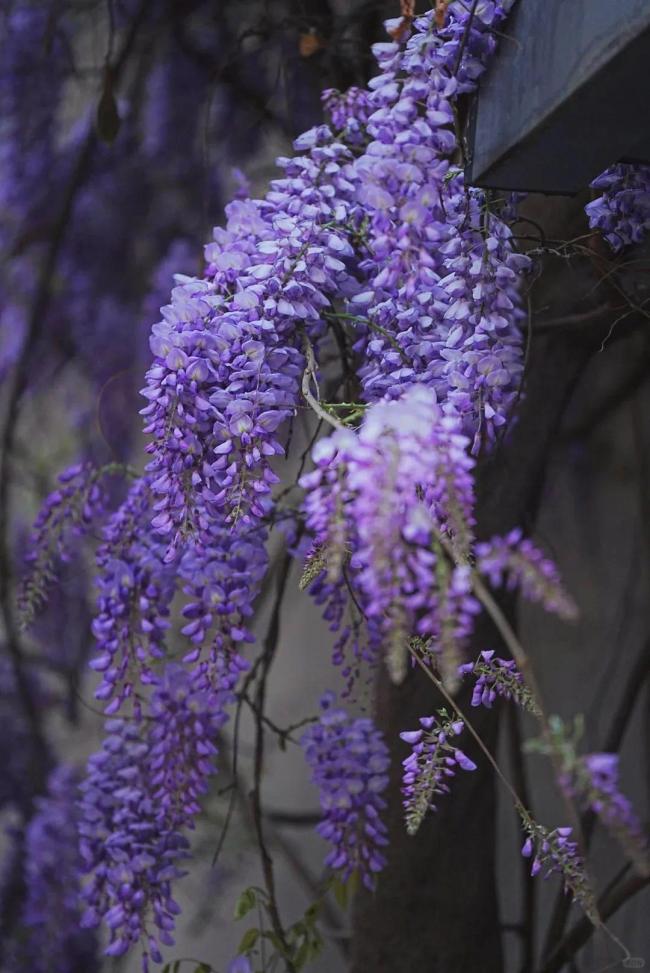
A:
238,927,260,953
234,887,257,920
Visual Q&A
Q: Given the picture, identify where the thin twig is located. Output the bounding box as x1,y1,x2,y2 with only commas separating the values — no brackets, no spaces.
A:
407,645,523,808
507,704,537,973
539,872,649,973
301,337,346,431
541,640,650,961
250,551,298,972
469,570,585,842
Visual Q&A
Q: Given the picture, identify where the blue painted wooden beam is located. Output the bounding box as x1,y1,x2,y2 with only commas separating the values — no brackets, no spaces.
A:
464,0,650,193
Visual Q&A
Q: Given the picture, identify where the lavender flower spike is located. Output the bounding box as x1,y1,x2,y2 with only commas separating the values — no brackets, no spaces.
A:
401,710,476,835
301,694,389,889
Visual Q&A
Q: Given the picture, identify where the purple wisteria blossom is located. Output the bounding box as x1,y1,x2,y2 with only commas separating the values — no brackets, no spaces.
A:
301,695,389,888
476,527,577,620
0,2,67,245
400,711,476,835
322,86,373,143
79,717,188,969
458,649,540,715
178,514,268,674
563,753,649,876
302,387,479,684
341,2,530,449
80,656,242,970
19,463,111,629
17,766,99,973
141,133,358,559
586,163,650,251
519,812,597,921
90,477,177,715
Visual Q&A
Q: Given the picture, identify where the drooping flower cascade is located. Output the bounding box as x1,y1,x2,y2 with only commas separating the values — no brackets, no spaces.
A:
340,3,531,450
302,385,577,694
141,1,533,568
18,463,112,629
301,386,480,684
458,650,541,716
79,718,188,969
80,658,242,970
518,809,598,921
141,137,358,561
400,710,476,836
90,477,177,716
528,716,649,877
586,163,650,251
15,766,99,973
562,753,649,877
301,695,390,888
177,513,268,680
475,528,578,620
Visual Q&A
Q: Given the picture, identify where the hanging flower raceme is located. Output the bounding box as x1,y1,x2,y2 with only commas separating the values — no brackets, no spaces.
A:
518,809,598,921
15,765,99,973
586,162,650,251
178,512,268,679
141,129,360,560
458,650,541,716
400,710,476,835
19,463,112,629
301,386,479,684
301,694,389,888
90,477,177,716
79,718,188,969
0,1,67,240
335,2,531,450
80,656,241,971
475,528,578,620
562,753,649,877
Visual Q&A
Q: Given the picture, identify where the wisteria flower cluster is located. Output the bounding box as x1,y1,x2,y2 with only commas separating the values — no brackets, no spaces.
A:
90,477,177,716
458,649,541,715
518,807,598,921
475,528,578,620
301,387,574,691
301,694,390,888
80,659,242,970
400,709,476,835
301,387,479,685
580,754,649,874
586,163,650,251
4,766,98,973
340,3,531,450
560,751,650,877
18,463,115,629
